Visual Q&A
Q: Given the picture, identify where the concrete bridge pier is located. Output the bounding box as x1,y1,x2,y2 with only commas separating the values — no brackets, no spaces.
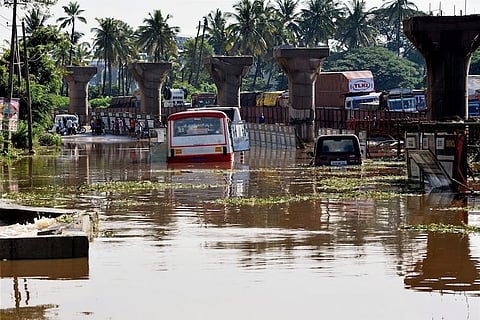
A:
403,15,480,189
403,15,480,120
204,56,253,106
273,47,330,143
128,62,172,117
63,66,97,124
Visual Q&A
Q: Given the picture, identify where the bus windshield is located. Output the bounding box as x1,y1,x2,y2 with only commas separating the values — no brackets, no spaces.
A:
173,117,224,137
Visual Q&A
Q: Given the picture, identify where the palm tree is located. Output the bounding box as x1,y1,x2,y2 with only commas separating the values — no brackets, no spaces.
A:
91,18,129,96
56,1,87,65
227,0,272,55
337,0,378,50
136,10,179,62
380,0,419,56
227,0,275,89
23,8,50,34
206,9,229,55
73,41,92,66
298,0,343,47
114,21,137,95
273,0,301,46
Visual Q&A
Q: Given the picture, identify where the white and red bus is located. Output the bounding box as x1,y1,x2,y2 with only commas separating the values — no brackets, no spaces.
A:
167,109,249,163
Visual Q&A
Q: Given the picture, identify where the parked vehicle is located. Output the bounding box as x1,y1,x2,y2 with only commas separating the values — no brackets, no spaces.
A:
49,114,79,135
468,75,480,117
310,134,362,166
167,109,249,163
163,87,188,107
383,88,426,112
315,70,377,110
191,106,243,122
191,92,216,108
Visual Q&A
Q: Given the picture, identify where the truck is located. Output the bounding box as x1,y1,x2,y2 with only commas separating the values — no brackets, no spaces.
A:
315,70,380,110
256,91,286,107
468,75,480,117
163,87,187,108
383,88,426,112
191,92,216,108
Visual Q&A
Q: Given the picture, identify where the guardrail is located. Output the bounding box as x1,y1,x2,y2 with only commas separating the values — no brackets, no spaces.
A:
248,123,296,149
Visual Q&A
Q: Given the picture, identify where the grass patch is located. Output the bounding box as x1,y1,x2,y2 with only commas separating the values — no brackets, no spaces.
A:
2,180,222,207
403,223,480,234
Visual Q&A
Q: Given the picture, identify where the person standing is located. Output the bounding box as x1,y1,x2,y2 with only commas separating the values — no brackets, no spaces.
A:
66,118,73,135
259,113,265,123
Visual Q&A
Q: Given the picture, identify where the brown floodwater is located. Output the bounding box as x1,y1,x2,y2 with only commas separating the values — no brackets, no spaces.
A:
1,137,480,320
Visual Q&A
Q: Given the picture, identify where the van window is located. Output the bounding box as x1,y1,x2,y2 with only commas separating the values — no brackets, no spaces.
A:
319,138,356,153
313,134,362,166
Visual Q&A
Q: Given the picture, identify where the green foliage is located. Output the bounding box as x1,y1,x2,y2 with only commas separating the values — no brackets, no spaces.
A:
48,94,70,110
89,96,112,108
176,38,215,87
170,81,216,102
403,223,480,234
0,147,19,162
10,120,29,149
26,26,66,93
29,83,64,129
37,132,62,147
470,49,480,75
324,46,424,90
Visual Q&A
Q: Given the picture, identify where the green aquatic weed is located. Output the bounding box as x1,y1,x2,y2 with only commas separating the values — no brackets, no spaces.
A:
403,223,480,234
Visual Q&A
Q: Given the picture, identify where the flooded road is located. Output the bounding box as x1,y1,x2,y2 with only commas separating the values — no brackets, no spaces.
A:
1,137,480,319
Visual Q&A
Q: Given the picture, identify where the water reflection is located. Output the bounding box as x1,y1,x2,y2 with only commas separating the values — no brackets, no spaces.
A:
0,258,89,280
404,233,480,294
1,139,480,319
0,258,88,320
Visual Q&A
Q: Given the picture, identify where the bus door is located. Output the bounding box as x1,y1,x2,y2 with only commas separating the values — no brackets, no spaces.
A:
230,120,250,152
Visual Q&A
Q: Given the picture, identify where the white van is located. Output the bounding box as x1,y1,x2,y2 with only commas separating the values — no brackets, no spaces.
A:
190,106,242,122
188,106,249,151
50,114,79,134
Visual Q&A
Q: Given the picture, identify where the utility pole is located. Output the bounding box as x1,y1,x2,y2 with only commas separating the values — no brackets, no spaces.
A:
188,20,202,85
3,0,18,154
22,21,34,154
8,0,17,100
195,17,208,87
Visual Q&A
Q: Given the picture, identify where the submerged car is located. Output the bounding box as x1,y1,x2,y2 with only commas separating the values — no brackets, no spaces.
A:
311,134,362,166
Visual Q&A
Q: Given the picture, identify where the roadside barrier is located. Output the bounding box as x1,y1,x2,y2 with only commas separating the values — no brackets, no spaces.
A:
248,123,296,149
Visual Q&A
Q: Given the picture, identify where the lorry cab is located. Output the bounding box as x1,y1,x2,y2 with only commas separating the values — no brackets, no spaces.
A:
311,134,362,166
344,92,381,110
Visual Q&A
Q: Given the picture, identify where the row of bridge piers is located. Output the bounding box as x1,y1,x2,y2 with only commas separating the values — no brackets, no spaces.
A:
63,15,480,188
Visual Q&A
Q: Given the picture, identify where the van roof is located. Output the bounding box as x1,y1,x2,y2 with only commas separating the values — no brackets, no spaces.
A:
55,114,78,118
317,134,359,139
190,106,241,122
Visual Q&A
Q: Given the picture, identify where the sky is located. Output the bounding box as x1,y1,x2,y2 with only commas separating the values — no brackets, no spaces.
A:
0,0,479,45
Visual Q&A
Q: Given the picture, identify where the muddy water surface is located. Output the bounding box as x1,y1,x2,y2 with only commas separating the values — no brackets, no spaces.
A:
1,139,480,319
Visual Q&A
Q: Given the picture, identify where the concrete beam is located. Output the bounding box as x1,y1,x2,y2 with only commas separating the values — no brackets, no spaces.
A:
128,62,172,117
204,56,253,107
0,202,96,260
0,235,89,260
273,47,330,143
404,15,480,120
63,66,97,124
